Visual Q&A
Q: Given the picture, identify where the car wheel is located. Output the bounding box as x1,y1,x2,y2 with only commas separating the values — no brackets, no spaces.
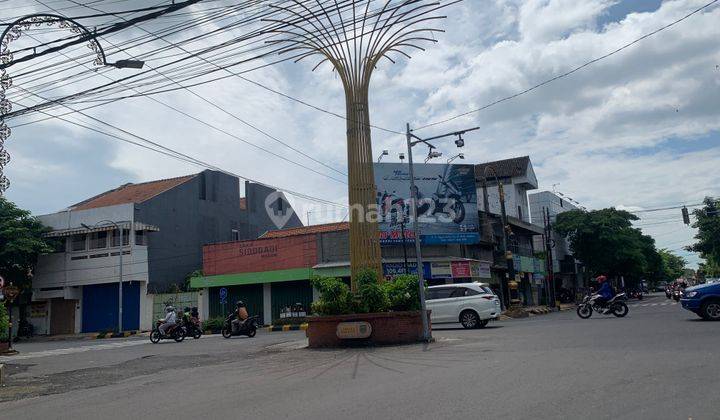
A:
700,300,720,321
460,310,479,329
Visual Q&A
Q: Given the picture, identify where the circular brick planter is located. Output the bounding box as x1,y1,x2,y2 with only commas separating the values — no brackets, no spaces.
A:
306,311,431,348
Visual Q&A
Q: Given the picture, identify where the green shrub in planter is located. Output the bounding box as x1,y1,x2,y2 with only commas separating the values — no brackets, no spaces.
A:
383,274,422,312
355,269,388,313
311,276,354,315
202,316,226,331
0,301,9,342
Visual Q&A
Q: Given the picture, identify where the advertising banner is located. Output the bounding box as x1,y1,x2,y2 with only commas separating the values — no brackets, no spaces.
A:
382,262,431,278
471,261,492,279
451,261,472,278
430,262,453,278
374,162,479,245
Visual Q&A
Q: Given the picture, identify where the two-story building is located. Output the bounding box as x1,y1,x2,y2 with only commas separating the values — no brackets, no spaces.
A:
31,170,302,335
475,156,547,306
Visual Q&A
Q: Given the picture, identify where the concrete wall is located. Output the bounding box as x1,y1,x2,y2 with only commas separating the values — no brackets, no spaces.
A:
137,170,243,293
244,182,303,238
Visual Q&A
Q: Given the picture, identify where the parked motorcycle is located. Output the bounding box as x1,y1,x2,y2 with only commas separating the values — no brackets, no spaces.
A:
576,292,629,319
557,287,574,304
221,314,261,338
150,320,187,343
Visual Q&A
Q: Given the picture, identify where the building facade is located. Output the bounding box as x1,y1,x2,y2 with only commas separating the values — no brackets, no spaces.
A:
529,190,582,293
30,170,301,334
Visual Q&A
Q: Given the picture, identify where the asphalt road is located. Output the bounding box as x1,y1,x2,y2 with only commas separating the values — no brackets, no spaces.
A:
1,293,717,420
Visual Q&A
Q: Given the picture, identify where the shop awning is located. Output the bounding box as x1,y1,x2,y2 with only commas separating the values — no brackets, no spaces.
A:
190,268,313,288
43,222,160,238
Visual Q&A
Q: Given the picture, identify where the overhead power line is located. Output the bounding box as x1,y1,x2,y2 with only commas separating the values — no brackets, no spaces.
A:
413,0,720,131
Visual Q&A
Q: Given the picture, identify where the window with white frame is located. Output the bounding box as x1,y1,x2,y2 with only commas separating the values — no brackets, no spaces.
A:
71,234,87,251
110,229,130,247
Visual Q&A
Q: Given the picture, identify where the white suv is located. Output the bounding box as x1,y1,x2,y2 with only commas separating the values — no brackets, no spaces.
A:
426,283,501,329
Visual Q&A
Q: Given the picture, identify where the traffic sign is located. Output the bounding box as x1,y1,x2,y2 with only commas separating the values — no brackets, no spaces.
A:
219,287,228,304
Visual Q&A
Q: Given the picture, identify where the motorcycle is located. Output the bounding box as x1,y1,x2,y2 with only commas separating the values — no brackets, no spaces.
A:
576,292,629,319
150,320,187,343
557,287,574,304
628,289,644,300
222,314,261,338
415,165,467,224
673,288,683,302
182,314,203,339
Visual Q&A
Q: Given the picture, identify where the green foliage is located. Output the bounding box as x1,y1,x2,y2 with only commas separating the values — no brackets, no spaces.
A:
202,317,226,331
0,197,56,289
383,274,421,311
310,276,354,315
0,301,8,342
658,249,687,282
555,208,661,282
689,197,720,274
311,271,422,316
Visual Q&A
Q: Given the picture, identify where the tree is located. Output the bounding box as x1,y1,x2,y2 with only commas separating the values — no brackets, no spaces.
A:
658,249,687,282
688,197,720,275
0,197,55,289
554,208,657,284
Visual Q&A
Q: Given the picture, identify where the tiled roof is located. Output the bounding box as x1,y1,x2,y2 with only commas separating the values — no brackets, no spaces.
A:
260,222,349,238
71,175,197,211
475,156,530,180
239,197,247,210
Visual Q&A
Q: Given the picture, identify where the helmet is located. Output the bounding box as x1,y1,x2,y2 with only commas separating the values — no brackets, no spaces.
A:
236,300,245,307
596,275,607,283
165,305,175,313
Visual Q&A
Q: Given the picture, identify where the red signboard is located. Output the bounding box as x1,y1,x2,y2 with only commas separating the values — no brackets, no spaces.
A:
451,261,472,278
203,235,318,276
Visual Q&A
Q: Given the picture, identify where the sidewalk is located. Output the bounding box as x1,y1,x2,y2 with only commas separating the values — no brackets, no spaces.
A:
15,330,144,343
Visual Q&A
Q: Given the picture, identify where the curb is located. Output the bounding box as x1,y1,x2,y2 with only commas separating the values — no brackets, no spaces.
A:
93,330,140,339
266,323,308,332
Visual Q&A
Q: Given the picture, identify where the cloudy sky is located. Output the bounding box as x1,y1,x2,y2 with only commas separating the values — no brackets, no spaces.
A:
2,0,719,267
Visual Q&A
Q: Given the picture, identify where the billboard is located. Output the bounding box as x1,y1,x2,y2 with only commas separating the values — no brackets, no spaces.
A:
374,162,479,245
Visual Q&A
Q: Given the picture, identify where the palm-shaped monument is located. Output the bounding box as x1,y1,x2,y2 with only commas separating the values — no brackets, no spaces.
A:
268,0,452,286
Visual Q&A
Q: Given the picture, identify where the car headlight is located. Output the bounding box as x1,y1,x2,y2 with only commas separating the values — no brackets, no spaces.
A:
684,291,699,298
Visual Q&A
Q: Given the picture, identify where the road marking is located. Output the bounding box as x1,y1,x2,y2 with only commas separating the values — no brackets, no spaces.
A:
0,339,150,362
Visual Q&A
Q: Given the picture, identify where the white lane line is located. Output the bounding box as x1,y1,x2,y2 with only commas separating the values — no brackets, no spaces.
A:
0,339,149,362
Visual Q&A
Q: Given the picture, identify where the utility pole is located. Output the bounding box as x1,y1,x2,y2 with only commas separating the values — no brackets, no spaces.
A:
544,207,556,308
481,166,512,309
399,217,409,274
406,123,479,341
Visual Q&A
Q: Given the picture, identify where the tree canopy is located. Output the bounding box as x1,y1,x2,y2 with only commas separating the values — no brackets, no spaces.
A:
658,249,687,282
688,197,720,277
0,197,55,289
554,208,662,283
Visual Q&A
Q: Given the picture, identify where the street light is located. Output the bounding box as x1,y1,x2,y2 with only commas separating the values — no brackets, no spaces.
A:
80,220,129,333
0,14,144,196
377,150,389,163
106,59,145,69
405,123,479,342
447,153,465,164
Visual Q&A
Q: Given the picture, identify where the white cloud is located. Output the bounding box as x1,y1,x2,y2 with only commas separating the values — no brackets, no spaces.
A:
3,0,719,267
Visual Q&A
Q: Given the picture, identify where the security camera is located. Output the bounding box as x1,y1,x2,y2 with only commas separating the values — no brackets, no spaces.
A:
399,153,405,160
455,135,465,148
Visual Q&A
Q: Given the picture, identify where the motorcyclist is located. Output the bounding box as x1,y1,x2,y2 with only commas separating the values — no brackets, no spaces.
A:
158,305,177,335
594,275,614,313
230,301,249,333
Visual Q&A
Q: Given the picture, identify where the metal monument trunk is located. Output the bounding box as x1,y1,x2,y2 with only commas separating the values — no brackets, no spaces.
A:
345,85,383,286
269,0,451,287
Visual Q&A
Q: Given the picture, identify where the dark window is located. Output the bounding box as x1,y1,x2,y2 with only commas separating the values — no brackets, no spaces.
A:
481,286,495,295
71,234,87,251
450,288,467,298
135,230,146,246
465,288,481,296
231,229,240,241
89,231,108,249
427,287,454,300
110,229,130,247
52,239,66,253
518,206,522,220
